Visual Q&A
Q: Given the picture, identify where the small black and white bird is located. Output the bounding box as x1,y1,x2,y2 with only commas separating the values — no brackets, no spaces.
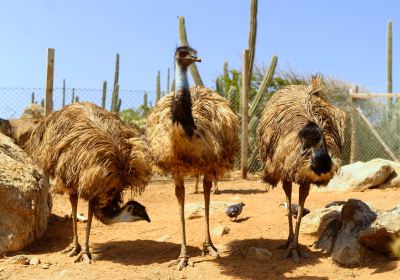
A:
279,202,310,219
226,202,245,221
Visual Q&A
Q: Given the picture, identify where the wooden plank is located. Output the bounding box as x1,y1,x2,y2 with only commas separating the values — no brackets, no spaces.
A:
351,93,400,99
45,48,55,115
356,108,399,162
241,49,250,179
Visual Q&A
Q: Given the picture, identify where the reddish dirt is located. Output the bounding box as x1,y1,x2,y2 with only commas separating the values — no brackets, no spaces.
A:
1,178,400,280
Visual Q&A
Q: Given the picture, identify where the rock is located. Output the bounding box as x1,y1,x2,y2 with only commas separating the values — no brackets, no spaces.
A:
60,269,69,277
247,247,272,260
325,159,394,191
0,134,52,255
186,201,229,219
156,234,171,242
42,263,50,269
14,255,30,265
212,226,230,237
310,199,400,266
29,257,41,265
358,205,400,254
0,267,3,272
76,213,87,223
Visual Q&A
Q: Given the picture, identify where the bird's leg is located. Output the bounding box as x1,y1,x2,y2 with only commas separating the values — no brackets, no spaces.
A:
202,175,220,258
62,193,81,257
278,181,294,249
213,179,219,195
75,199,94,264
175,176,189,270
194,175,199,194
285,183,310,263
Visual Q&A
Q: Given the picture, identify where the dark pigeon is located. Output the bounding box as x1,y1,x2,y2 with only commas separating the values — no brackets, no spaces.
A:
226,202,245,221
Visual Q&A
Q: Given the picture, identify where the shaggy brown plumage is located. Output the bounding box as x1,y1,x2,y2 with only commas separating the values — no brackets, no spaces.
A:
27,102,151,263
147,85,239,178
257,77,345,263
146,46,239,270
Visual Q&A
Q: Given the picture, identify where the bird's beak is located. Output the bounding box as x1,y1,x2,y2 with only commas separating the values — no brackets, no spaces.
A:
192,56,201,62
141,211,151,223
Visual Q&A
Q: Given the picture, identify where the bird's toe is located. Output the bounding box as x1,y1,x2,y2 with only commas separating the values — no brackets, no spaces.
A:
202,243,220,258
74,251,92,264
62,244,81,257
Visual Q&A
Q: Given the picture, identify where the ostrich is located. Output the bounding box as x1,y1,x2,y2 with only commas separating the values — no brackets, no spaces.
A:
257,77,345,263
146,46,239,270
27,102,151,263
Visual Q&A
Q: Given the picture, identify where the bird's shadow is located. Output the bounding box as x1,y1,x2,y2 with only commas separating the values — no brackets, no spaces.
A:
217,189,266,195
232,216,250,223
92,239,201,266
213,237,328,280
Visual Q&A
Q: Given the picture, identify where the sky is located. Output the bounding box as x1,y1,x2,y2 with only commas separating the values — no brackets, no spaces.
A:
0,0,399,100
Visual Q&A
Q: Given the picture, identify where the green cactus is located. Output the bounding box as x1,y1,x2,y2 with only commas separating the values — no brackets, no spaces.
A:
387,20,393,118
167,67,170,93
117,98,122,112
215,78,223,94
114,53,119,87
178,16,204,87
102,80,107,109
143,92,148,118
31,91,35,104
227,86,239,112
40,99,44,107
156,70,161,102
223,62,230,93
62,79,66,107
247,0,258,83
75,96,79,102
111,84,119,112
171,79,175,92
71,88,75,104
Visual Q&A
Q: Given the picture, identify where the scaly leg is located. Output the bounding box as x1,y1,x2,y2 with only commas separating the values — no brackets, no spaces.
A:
286,183,310,263
62,193,81,257
213,179,219,195
194,175,200,194
75,199,94,264
202,175,220,258
175,176,188,270
278,181,294,249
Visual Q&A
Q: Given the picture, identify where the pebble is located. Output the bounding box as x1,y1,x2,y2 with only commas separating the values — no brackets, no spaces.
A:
212,225,230,237
29,258,41,265
14,255,30,265
156,234,171,242
42,264,50,269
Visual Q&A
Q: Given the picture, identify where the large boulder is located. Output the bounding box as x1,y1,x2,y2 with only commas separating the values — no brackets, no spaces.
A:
305,199,400,266
324,159,395,191
0,133,51,254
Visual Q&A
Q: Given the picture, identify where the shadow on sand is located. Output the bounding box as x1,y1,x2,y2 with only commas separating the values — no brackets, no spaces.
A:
92,239,201,266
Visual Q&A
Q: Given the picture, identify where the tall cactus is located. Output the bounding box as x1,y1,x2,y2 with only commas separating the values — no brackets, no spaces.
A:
247,0,258,84
111,53,120,112
111,84,119,112
171,79,175,92
102,80,107,109
156,71,161,102
75,96,79,102
167,67,170,93
62,79,66,107
31,91,35,104
71,88,75,104
117,98,122,112
178,16,204,86
40,99,44,107
143,92,148,118
387,20,393,118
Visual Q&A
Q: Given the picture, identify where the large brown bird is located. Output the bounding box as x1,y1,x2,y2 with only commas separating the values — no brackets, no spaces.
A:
27,102,151,263
257,77,345,263
146,46,239,270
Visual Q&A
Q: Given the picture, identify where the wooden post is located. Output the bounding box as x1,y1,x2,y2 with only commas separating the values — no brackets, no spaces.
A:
241,49,250,179
101,81,107,108
350,86,358,162
45,48,55,115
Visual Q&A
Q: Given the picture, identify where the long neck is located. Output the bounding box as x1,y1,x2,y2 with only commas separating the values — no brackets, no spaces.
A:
172,63,195,137
93,194,124,225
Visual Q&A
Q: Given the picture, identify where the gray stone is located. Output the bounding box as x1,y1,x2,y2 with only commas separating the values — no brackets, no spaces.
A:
42,263,50,269
0,134,52,255
186,201,229,219
156,234,171,242
29,257,40,265
212,225,230,237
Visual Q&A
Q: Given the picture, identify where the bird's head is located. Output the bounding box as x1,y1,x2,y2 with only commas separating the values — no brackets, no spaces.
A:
114,200,151,223
298,121,332,175
175,46,201,67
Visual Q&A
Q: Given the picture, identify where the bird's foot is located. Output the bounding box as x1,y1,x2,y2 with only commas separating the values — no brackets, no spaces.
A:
285,243,301,264
277,236,293,250
62,244,82,257
74,251,92,264
167,256,189,270
202,243,220,258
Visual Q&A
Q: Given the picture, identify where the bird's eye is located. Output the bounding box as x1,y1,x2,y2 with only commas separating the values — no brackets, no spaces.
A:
179,51,188,57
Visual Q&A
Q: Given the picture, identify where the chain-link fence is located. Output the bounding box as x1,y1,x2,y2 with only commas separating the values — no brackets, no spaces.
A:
342,94,400,164
0,87,155,119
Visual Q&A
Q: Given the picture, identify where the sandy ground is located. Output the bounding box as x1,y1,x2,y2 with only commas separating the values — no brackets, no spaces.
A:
1,178,400,280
